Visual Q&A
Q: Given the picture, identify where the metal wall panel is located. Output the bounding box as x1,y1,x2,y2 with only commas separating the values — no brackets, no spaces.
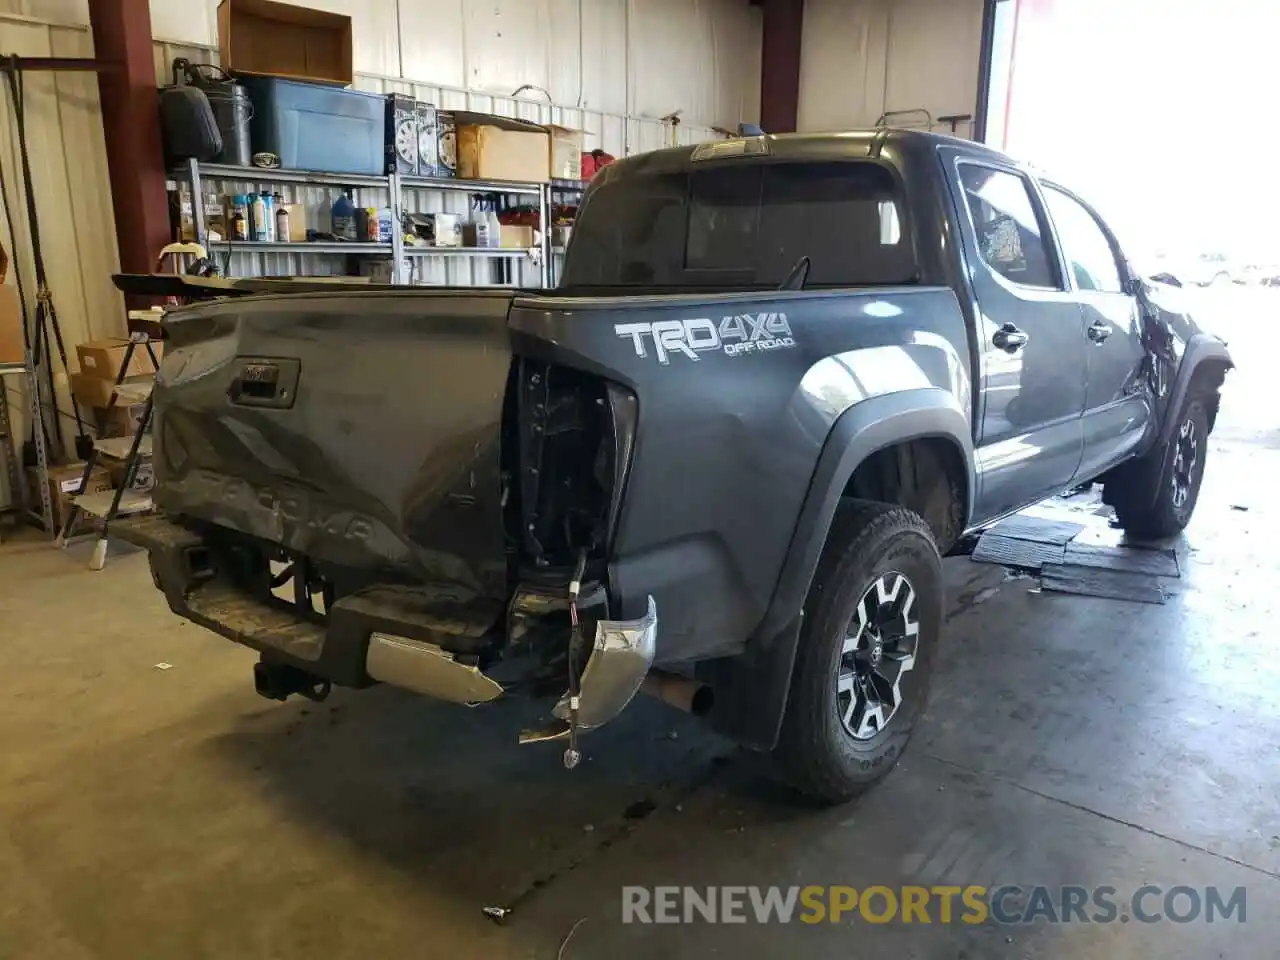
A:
143,0,758,132
798,0,984,137
0,15,120,460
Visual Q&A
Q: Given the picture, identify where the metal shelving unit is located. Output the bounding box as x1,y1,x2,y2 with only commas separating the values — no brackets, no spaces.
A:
403,246,537,257
401,173,543,196
177,159,553,288
547,178,587,286
0,349,53,535
209,241,393,254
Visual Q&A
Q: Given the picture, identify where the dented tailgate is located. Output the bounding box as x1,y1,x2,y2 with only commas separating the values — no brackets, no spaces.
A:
153,289,515,602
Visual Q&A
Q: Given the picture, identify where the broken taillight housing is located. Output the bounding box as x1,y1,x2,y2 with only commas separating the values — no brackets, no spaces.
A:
514,360,636,569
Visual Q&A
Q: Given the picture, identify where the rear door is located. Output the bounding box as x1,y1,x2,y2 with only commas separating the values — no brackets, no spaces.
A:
1039,182,1152,480
946,155,1088,521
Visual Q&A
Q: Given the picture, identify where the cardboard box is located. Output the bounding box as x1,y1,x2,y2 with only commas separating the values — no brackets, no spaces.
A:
386,93,418,175
547,125,585,181
98,402,149,438
499,224,536,249
71,372,153,410
106,459,153,492
0,239,25,365
0,283,22,365
76,339,162,380
218,0,353,85
30,462,113,530
358,258,410,284
417,102,440,177
455,112,549,183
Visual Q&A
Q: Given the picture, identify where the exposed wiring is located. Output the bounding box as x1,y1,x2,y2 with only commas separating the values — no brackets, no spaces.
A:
558,917,588,960
564,546,588,770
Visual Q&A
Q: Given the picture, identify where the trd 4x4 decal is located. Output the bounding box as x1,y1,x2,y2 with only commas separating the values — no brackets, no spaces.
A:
616,313,796,364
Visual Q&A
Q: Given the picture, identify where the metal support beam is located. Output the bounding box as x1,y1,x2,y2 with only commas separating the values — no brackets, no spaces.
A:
88,0,169,280
759,0,804,134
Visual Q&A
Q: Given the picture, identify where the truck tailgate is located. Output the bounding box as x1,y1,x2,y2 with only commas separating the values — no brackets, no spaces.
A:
153,290,514,602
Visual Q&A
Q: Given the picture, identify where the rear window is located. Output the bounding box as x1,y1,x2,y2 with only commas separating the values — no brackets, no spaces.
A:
560,161,915,288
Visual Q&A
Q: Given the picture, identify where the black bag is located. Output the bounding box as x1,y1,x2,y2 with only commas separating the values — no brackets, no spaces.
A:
158,60,222,162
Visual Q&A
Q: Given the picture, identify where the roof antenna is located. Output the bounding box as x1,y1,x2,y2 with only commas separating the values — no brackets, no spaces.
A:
780,256,810,291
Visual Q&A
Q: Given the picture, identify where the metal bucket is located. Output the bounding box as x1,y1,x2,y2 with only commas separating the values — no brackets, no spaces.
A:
203,82,252,167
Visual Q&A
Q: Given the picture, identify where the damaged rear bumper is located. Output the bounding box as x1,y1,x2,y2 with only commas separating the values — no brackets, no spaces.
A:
113,513,657,732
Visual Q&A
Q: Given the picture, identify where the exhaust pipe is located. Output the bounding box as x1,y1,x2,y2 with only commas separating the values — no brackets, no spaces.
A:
253,660,331,702
641,671,714,717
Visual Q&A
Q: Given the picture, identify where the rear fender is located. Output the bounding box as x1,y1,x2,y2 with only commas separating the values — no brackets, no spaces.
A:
704,388,975,750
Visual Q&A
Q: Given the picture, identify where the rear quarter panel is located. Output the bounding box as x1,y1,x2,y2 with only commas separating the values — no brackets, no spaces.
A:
511,286,971,664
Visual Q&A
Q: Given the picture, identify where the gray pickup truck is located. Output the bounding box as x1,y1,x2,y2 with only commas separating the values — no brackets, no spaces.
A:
118,130,1231,803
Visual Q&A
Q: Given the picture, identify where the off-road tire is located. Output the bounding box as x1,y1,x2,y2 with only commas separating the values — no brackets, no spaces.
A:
1108,392,1210,539
772,499,943,804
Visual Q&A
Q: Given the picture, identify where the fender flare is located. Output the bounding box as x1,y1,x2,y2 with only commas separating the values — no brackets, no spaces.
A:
1157,334,1234,449
705,387,975,751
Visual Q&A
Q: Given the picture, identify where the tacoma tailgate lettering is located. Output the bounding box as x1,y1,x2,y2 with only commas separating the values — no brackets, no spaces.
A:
615,313,795,364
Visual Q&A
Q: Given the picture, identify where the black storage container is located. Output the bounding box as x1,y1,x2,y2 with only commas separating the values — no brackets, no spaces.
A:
171,60,251,167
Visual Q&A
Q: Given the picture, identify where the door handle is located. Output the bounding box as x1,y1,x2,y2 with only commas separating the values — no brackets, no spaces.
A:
1087,320,1113,343
992,323,1029,353
227,357,300,409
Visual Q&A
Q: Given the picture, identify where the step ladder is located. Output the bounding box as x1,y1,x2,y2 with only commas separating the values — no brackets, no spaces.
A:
57,325,160,569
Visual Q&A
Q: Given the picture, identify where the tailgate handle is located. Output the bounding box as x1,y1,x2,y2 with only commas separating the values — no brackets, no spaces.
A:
228,358,300,409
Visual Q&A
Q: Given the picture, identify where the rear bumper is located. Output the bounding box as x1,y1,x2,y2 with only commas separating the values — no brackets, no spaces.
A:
115,514,658,728
115,513,380,687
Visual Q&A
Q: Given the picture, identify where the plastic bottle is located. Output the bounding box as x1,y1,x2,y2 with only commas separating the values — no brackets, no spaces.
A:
471,196,489,248
275,200,290,243
260,193,275,242
485,198,502,249
332,191,356,241
250,193,268,241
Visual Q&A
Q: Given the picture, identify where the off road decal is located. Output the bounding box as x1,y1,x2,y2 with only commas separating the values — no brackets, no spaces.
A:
615,313,796,364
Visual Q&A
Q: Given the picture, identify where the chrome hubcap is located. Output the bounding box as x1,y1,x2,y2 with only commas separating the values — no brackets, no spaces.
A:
836,572,920,741
1171,416,1198,510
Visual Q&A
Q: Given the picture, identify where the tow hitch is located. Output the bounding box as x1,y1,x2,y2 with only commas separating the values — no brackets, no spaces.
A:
254,661,331,702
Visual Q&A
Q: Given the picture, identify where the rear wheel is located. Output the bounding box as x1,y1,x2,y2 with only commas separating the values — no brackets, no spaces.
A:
772,500,942,804
1108,393,1210,539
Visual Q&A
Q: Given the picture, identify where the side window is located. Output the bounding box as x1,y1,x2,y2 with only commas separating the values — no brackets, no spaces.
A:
958,164,1058,290
1042,186,1123,293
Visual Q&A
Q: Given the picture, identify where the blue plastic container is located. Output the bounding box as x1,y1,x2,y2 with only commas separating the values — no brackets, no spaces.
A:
242,77,386,175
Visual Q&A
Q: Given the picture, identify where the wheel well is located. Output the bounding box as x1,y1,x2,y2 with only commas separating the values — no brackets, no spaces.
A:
1189,358,1230,432
841,437,967,551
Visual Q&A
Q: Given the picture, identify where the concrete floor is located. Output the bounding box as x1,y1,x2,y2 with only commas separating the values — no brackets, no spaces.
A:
2,289,1278,959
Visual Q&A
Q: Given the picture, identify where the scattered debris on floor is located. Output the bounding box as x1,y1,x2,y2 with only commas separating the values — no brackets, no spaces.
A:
481,905,510,924
1040,563,1166,605
623,798,657,821
983,514,1085,545
971,534,1065,570
971,507,1179,604
153,662,173,671
973,586,1000,605
1063,541,1179,577
557,917,588,960
1231,504,1249,511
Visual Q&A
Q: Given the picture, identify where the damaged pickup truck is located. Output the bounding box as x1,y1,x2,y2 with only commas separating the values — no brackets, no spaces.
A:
117,130,1231,803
